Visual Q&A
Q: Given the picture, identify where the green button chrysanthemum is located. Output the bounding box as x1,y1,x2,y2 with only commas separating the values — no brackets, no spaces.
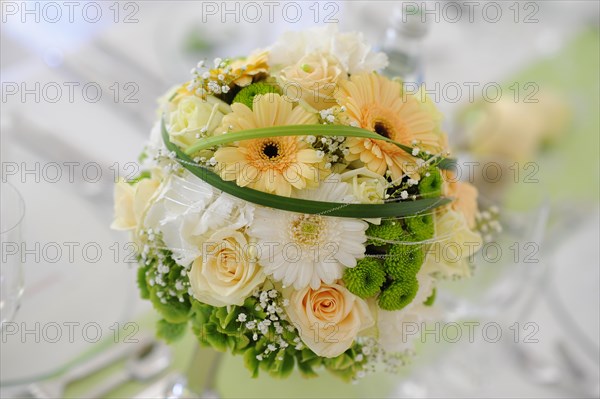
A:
384,244,424,280
343,257,386,298
418,167,443,199
233,82,280,109
378,278,419,311
404,213,434,241
424,287,437,306
366,219,412,246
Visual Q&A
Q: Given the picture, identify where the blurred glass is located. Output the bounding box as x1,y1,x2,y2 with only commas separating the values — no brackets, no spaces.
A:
0,181,25,328
381,3,429,85
436,160,550,321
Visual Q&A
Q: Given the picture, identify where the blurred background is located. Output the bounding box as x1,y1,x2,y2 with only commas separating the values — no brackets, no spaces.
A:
1,1,598,398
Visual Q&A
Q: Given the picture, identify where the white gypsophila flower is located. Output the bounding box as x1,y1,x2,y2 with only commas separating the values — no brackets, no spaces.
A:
144,170,254,266
268,25,388,75
247,176,368,290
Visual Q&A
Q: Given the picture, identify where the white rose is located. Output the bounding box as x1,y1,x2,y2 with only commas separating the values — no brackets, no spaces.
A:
188,229,265,307
421,210,483,278
168,95,230,149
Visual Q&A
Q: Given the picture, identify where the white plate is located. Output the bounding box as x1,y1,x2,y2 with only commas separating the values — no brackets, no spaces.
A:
0,144,144,385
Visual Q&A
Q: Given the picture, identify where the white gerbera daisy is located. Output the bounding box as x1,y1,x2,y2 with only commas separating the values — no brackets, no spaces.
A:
247,177,368,290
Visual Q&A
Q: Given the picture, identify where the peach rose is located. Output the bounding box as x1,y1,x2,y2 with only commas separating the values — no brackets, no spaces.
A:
443,170,479,229
285,283,373,358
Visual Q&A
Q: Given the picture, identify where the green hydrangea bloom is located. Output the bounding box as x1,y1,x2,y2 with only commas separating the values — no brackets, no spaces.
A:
343,257,386,298
137,266,150,299
384,244,424,280
419,167,443,198
233,82,280,109
156,319,187,343
378,278,419,310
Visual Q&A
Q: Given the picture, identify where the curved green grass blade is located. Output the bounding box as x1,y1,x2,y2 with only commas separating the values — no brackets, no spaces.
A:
162,119,451,218
184,124,412,155
184,123,455,170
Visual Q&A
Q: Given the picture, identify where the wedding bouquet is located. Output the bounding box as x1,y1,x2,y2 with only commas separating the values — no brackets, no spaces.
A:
112,26,485,381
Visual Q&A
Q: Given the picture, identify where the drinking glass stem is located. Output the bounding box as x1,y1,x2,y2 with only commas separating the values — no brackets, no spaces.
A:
184,344,223,397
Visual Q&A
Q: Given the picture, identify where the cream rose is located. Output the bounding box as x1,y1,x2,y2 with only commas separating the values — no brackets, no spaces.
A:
111,176,161,231
168,95,230,149
422,210,483,278
188,229,265,307
285,283,374,358
279,52,345,110
268,25,388,75
340,167,387,204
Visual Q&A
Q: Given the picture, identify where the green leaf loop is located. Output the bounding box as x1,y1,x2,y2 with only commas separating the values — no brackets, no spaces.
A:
162,118,451,218
184,124,413,155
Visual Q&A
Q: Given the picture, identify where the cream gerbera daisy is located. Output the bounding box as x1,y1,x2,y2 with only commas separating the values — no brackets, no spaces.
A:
247,176,368,290
336,73,446,180
214,93,325,197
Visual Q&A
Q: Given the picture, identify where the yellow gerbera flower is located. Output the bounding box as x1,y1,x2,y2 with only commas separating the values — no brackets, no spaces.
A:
336,73,446,180
214,93,324,197
228,49,269,87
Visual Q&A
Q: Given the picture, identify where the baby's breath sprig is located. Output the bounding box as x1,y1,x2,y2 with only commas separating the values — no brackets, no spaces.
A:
302,133,348,171
354,337,413,377
242,289,298,361
475,205,502,242
188,57,236,98
409,139,451,164
318,106,345,125
139,229,191,305
154,148,186,175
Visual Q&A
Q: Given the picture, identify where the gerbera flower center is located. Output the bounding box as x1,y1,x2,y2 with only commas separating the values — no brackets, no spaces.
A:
373,120,393,139
262,141,280,159
290,215,326,246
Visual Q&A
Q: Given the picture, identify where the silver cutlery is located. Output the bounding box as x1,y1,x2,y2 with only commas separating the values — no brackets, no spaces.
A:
28,335,153,399
81,340,171,399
